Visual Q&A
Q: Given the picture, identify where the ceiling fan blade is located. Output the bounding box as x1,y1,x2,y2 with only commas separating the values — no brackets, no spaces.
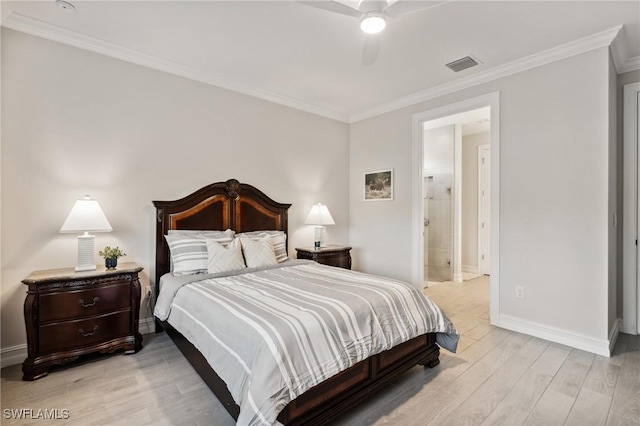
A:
297,1,361,17
361,34,380,65
383,0,450,18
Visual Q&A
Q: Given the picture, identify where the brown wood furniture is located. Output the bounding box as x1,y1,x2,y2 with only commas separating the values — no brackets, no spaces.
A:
22,263,143,381
296,245,352,269
153,179,440,426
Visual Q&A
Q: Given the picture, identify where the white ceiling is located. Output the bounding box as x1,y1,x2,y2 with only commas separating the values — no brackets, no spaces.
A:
2,1,639,122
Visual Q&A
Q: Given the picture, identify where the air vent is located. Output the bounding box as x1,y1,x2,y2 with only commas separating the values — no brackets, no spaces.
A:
446,56,479,73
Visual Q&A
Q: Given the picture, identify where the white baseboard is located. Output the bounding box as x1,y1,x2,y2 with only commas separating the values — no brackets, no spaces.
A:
499,314,612,357
1,317,158,369
609,318,621,355
462,264,479,274
1,344,27,368
453,272,464,283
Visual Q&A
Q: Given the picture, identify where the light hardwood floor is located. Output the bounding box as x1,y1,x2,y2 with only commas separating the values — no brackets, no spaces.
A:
2,276,638,425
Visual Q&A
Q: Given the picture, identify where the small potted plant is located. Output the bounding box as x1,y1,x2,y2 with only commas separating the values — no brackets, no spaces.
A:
98,246,126,269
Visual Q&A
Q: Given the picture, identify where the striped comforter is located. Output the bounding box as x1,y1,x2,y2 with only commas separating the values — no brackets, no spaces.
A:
159,260,458,426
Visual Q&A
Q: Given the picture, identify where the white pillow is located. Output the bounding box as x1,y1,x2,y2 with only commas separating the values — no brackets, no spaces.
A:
237,230,288,263
240,235,278,268
206,238,246,274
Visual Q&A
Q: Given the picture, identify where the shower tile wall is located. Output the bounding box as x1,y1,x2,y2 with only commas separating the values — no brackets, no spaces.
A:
425,171,453,282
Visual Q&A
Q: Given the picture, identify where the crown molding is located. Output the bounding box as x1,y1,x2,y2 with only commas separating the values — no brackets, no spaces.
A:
1,12,350,123
350,26,624,123
610,25,640,74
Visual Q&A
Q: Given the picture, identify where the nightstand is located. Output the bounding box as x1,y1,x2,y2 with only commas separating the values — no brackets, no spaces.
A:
295,245,352,269
22,262,143,380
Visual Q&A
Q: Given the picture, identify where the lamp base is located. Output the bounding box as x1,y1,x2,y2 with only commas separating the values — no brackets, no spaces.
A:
76,233,96,272
314,226,328,248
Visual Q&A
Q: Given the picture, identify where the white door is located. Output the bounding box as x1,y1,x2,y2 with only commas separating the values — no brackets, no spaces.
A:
479,145,491,275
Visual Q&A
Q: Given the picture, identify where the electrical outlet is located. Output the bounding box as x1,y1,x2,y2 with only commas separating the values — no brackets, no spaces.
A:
145,285,153,298
515,286,525,299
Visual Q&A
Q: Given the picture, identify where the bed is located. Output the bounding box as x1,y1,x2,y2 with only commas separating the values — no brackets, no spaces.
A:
153,179,458,426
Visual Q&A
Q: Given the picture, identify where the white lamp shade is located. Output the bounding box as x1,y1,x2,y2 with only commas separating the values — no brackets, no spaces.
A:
60,196,113,233
304,203,335,226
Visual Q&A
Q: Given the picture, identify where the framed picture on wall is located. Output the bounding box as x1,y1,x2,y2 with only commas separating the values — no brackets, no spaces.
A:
364,169,393,201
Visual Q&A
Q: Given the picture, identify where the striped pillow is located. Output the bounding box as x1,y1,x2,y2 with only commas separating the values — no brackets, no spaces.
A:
206,238,246,273
237,231,288,263
165,231,234,275
240,235,278,268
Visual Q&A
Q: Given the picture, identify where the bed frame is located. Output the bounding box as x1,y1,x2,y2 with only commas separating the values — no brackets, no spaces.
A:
153,179,440,425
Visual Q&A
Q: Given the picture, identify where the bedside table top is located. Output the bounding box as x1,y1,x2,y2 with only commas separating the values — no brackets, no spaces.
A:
23,262,143,285
295,245,352,253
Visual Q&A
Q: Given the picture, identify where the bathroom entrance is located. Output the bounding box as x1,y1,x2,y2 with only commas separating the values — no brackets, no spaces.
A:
423,108,491,286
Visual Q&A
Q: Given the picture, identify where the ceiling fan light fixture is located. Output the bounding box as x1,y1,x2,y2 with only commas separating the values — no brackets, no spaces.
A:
360,12,386,34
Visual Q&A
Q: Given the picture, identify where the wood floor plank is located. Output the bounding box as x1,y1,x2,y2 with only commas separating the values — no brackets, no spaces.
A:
565,353,622,425
444,337,550,425
565,387,615,426
546,349,596,398
524,388,576,426
582,357,620,396
480,343,571,426
606,334,640,426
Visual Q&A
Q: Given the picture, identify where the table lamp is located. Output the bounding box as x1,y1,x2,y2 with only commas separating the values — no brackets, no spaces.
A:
60,195,113,271
304,203,335,249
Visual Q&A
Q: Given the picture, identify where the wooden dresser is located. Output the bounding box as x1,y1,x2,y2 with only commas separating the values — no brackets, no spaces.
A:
22,262,143,380
295,245,352,269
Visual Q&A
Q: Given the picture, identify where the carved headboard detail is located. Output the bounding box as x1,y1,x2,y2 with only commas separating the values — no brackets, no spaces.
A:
152,178,291,294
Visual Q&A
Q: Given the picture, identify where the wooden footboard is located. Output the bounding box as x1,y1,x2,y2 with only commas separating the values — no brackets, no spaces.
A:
159,320,439,425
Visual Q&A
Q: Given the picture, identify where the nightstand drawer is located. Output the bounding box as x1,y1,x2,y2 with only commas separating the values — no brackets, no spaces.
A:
295,245,352,270
39,310,131,354
39,283,130,322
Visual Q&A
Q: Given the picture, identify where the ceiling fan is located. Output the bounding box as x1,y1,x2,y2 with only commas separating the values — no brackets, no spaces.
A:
299,0,447,64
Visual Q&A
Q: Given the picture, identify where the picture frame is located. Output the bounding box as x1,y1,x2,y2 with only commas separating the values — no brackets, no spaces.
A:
364,169,393,201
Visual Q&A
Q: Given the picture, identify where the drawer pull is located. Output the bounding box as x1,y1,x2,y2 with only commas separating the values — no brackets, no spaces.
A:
78,326,99,337
78,297,100,308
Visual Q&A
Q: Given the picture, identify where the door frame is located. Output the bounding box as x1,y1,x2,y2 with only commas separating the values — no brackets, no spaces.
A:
478,144,491,275
412,92,500,325
622,82,640,335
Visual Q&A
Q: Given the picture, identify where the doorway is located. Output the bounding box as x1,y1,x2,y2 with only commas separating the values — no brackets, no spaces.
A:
479,144,491,275
412,92,500,325
422,109,491,285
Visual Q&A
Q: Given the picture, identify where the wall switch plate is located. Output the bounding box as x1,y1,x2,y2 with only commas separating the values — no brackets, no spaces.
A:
515,286,525,299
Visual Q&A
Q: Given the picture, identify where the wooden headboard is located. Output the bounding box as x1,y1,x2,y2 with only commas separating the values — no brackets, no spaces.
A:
152,178,291,293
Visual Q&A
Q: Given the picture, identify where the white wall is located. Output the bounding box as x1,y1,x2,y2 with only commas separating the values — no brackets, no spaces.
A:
1,29,350,352
461,132,490,273
350,47,613,343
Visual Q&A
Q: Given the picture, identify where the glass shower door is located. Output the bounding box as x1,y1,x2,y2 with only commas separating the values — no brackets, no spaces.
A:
427,173,453,282
424,124,454,283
